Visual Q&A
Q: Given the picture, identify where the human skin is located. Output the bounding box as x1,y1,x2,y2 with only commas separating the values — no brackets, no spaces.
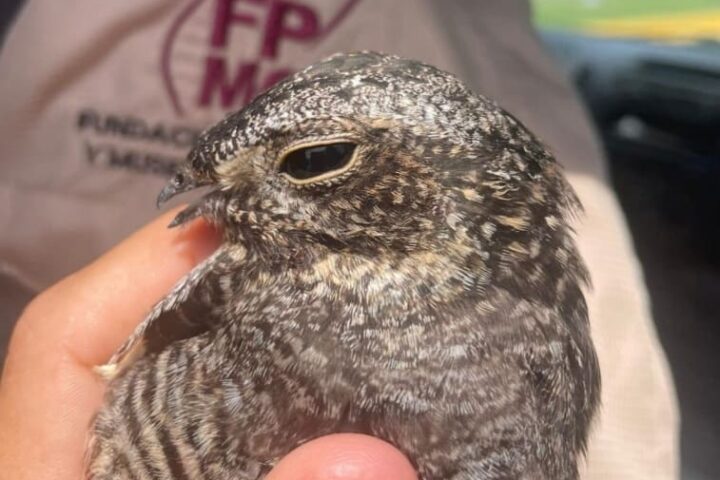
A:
0,208,417,480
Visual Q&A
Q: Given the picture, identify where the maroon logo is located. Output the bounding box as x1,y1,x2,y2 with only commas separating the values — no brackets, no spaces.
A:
162,0,359,116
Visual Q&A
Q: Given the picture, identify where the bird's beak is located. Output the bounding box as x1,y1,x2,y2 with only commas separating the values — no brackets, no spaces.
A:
157,171,216,228
156,172,201,208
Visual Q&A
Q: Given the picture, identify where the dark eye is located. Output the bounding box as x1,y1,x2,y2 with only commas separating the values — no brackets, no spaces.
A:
280,142,356,181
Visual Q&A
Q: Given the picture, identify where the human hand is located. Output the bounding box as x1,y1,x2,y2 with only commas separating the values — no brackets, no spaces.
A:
0,209,417,480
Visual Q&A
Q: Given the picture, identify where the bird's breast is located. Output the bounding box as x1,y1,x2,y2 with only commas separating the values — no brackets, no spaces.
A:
217,249,496,417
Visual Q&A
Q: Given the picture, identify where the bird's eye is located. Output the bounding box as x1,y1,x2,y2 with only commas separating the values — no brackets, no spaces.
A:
280,142,357,182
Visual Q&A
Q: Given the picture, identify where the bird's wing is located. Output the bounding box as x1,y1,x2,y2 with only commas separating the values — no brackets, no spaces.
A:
95,245,232,380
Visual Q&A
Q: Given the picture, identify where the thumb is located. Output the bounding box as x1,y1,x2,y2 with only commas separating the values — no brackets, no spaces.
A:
267,434,417,480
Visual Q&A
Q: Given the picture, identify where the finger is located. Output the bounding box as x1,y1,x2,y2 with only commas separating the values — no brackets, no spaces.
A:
0,209,220,480
266,434,417,480
7,207,220,373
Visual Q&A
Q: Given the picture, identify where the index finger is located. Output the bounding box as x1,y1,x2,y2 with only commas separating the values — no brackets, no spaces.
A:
0,209,220,480
7,207,220,374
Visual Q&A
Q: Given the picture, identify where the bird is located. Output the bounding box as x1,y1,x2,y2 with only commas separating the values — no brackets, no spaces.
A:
87,51,600,480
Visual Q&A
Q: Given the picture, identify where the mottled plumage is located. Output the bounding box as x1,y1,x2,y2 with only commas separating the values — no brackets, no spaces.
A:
88,52,600,480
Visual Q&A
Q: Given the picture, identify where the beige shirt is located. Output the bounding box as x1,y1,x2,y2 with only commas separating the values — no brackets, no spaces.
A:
0,0,678,477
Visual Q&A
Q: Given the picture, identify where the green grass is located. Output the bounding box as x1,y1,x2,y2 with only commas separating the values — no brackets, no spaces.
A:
532,0,720,29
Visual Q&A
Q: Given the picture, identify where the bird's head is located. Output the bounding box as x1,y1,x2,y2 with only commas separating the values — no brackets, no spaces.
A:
159,52,581,276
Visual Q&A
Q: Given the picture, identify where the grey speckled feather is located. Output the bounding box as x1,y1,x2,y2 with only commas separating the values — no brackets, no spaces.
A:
87,52,600,480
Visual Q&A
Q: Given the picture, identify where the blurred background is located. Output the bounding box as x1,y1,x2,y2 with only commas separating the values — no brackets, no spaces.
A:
533,1,720,479
1,1,718,478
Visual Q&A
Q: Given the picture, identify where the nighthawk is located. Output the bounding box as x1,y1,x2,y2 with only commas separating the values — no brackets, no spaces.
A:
88,52,600,480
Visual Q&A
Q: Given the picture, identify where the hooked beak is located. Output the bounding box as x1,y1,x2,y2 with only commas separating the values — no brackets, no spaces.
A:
157,172,214,228
156,172,200,208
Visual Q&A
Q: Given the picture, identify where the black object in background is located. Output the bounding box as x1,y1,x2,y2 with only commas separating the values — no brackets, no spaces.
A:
544,30,720,480
0,0,23,45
